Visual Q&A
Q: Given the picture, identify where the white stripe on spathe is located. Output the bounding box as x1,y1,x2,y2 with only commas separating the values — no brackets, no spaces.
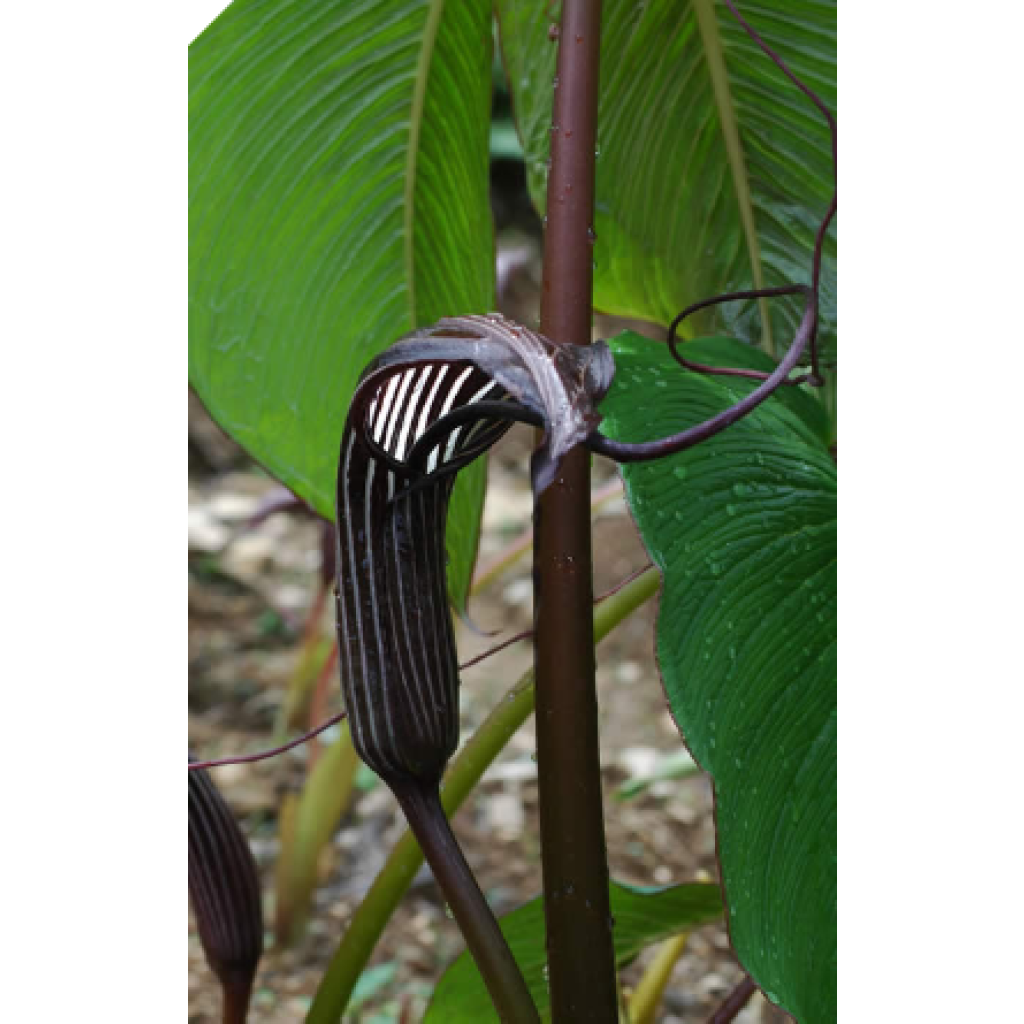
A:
428,366,474,472
336,357,523,779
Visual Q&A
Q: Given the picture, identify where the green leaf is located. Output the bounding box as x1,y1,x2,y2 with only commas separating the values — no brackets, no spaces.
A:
496,0,836,364
189,0,496,604
599,332,836,1022
424,881,723,1022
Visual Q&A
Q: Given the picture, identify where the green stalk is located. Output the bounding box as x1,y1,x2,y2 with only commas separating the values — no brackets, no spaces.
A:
627,933,689,1024
470,479,623,595
307,567,659,1023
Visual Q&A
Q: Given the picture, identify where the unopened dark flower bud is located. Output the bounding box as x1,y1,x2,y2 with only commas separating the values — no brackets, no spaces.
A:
188,759,263,1024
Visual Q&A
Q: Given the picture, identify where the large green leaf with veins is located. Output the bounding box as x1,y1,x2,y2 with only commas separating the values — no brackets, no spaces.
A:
189,0,494,604
599,333,836,1022
496,0,836,366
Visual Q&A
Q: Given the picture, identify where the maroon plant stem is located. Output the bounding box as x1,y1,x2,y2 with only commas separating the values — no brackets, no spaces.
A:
221,980,254,1024
533,1,618,1022
706,975,758,1024
393,782,539,1023
459,562,654,672
471,478,622,591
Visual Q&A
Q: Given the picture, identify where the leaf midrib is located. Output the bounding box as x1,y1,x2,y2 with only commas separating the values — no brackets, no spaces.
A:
403,0,447,327
692,0,771,352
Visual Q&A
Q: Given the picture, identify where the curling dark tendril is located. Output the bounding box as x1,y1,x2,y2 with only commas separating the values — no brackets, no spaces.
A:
587,285,816,464
667,285,816,385
581,0,835,464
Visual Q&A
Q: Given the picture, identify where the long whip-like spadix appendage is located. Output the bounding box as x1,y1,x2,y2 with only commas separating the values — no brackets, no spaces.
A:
188,759,263,1024
187,712,348,770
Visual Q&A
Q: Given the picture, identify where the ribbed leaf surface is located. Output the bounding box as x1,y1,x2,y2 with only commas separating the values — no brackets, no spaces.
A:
189,0,495,603
497,0,836,364
599,333,836,1022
